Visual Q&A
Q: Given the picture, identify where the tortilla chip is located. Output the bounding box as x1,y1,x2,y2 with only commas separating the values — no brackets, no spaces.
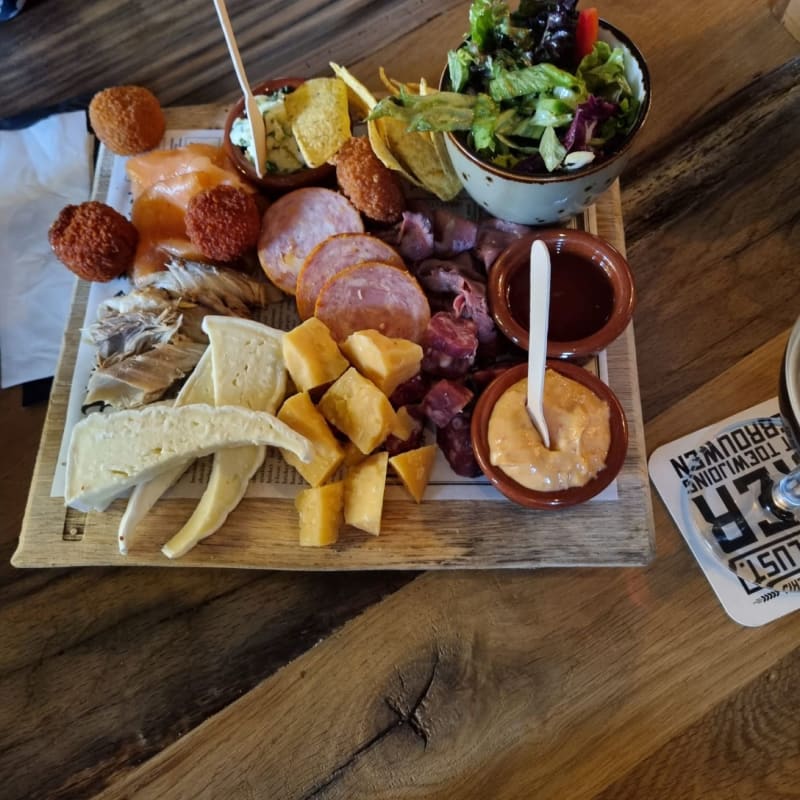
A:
329,62,377,116
378,66,421,97
284,78,351,168
381,116,462,201
368,119,422,188
413,79,461,198
333,63,462,200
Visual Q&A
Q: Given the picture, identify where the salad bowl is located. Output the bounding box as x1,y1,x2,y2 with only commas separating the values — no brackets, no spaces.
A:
440,19,651,224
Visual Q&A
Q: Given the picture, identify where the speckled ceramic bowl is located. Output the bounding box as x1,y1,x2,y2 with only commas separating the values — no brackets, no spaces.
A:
440,20,651,224
488,229,635,361
471,361,628,509
223,77,335,194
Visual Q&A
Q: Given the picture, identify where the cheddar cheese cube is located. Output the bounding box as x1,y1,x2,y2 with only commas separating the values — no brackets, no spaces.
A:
342,440,368,468
389,406,417,442
389,444,437,503
282,317,349,393
344,452,388,536
295,481,344,547
340,329,423,397
318,367,395,454
277,391,344,487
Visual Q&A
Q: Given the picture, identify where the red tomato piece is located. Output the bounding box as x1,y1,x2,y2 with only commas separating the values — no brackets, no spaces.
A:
576,8,599,59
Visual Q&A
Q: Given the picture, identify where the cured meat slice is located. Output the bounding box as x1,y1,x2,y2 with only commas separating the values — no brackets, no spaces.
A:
433,208,478,257
475,218,531,269
437,409,482,478
295,233,403,320
257,188,363,295
421,311,479,378
389,374,429,408
314,262,430,343
422,379,474,428
396,211,434,262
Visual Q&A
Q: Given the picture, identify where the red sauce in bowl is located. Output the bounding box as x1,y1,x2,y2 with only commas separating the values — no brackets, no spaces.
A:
488,230,635,361
506,250,615,343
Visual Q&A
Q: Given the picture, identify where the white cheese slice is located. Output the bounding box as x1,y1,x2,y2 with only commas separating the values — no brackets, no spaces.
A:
117,346,215,554
161,317,288,559
65,403,310,512
204,316,286,411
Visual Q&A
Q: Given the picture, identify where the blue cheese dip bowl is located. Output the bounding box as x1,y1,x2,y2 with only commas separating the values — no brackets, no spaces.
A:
440,20,651,225
223,77,335,194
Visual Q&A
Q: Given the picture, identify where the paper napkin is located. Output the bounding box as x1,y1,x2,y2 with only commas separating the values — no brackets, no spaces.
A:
0,110,92,388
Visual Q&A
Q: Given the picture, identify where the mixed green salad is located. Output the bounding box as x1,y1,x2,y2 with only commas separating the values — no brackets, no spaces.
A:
368,0,641,173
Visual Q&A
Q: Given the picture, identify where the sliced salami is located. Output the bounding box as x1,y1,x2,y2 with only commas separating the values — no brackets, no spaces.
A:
314,262,431,343
257,187,363,295
295,233,404,320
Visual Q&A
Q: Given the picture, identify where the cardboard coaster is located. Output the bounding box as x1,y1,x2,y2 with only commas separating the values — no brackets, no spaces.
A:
649,398,800,627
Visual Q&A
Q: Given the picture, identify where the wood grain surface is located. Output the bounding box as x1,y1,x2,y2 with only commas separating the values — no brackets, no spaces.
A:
1,0,799,798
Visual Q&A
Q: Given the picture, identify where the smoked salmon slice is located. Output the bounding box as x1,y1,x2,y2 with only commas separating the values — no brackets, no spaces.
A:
127,143,250,199
126,144,257,283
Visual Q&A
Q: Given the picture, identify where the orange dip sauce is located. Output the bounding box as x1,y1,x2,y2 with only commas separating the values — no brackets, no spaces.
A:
487,371,610,491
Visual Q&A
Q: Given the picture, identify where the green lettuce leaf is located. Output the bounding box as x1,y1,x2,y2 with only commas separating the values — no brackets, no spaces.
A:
448,48,474,93
539,125,566,171
469,0,507,51
577,42,633,102
368,90,477,132
471,94,502,151
489,62,583,101
530,97,574,128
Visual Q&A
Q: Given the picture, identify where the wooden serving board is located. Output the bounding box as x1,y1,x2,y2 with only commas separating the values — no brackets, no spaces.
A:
12,104,655,571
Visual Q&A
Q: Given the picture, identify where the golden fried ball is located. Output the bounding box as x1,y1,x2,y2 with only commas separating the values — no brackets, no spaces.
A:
185,184,262,263
49,201,138,282
88,85,165,155
332,136,406,224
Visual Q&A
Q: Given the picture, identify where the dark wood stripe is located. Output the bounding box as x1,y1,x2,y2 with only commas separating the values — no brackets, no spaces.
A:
621,57,800,420
0,569,415,800
0,0,465,117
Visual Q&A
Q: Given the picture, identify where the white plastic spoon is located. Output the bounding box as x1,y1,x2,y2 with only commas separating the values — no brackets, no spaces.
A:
527,239,551,449
212,0,267,178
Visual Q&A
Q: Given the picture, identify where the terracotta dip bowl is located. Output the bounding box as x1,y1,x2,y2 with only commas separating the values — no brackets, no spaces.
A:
471,361,628,509
488,229,635,361
223,77,335,193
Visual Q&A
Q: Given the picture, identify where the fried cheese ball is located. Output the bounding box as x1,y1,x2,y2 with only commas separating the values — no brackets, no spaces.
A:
89,85,166,155
49,201,138,282
332,136,406,224
185,185,262,263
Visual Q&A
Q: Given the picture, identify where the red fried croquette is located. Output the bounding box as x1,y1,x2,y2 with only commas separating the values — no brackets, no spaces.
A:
48,201,138,282
184,184,262,263
331,136,406,224
89,85,166,156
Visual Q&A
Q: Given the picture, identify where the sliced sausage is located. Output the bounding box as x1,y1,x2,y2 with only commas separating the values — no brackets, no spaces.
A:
296,233,404,320
257,187,363,295
314,261,431,343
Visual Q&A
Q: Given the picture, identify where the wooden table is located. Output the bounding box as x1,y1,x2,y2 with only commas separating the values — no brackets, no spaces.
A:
1,1,799,797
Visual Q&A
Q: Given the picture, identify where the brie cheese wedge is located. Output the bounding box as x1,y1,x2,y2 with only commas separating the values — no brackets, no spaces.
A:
117,346,215,554
162,317,288,559
65,403,310,512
